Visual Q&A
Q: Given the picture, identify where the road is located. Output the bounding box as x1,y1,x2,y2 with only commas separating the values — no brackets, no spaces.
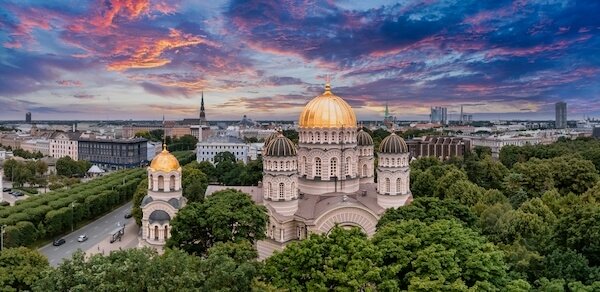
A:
39,201,134,267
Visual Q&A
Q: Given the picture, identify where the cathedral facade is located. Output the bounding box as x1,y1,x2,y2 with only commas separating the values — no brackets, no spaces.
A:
208,83,413,258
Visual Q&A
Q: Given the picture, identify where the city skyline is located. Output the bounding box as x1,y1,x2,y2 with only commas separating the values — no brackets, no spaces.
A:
1,0,599,121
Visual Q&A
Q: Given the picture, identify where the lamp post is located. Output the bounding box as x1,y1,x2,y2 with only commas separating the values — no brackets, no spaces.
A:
71,202,74,232
1,225,6,252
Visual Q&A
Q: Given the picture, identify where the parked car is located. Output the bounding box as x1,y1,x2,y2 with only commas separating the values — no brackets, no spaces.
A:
12,191,23,197
2,187,10,192
77,234,88,242
53,238,66,246
124,213,133,219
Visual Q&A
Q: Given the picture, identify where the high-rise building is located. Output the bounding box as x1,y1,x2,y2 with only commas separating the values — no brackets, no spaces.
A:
25,112,31,123
555,102,567,129
430,107,447,124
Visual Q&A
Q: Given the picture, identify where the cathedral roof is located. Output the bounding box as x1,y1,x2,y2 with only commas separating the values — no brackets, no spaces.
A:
357,130,374,146
263,131,279,149
149,210,171,222
149,145,181,173
299,83,357,128
264,134,296,157
379,133,408,154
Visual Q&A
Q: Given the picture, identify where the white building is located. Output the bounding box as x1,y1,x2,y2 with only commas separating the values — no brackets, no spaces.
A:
206,83,412,259
49,131,81,160
140,145,186,247
147,141,162,162
466,135,547,158
196,136,250,164
20,139,50,156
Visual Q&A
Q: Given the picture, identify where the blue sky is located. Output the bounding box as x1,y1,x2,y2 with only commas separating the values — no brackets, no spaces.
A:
0,0,599,121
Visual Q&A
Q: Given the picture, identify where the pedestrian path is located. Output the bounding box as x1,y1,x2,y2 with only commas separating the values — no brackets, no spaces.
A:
86,223,140,257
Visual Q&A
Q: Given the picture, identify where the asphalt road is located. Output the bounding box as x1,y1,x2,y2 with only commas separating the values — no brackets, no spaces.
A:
39,201,134,267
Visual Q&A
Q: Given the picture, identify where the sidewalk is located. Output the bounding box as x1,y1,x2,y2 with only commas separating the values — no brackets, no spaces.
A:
86,222,140,257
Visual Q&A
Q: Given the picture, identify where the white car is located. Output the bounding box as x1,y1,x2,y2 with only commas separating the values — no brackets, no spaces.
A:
77,234,88,242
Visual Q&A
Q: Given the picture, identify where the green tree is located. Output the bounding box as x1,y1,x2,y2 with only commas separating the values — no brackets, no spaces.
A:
167,189,268,255
553,203,600,265
373,219,509,290
261,227,383,291
378,197,478,229
131,178,148,226
0,247,49,291
182,167,208,202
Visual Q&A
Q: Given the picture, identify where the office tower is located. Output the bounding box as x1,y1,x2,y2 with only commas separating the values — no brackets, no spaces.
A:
555,102,567,129
25,112,31,123
430,107,447,124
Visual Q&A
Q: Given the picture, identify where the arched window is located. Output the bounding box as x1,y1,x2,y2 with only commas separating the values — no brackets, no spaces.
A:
310,132,314,142
280,161,284,170
391,158,395,166
170,175,176,191
385,178,390,193
303,156,307,175
330,158,337,177
396,178,402,194
362,164,367,177
291,182,296,198
266,182,271,198
279,183,285,200
158,176,164,191
154,226,159,240
315,158,322,176
332,132,337,143
345,157,350,176
270,183,275,198
385,158,390,165
164,226,168,240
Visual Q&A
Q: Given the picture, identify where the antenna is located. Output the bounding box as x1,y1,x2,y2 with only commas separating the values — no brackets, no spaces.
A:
162,114,166,151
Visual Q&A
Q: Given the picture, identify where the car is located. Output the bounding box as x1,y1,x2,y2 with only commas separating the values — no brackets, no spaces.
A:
12,191,23,197
52,238,66,246
124,213,133,219
2,187,10,192
77,234,88,242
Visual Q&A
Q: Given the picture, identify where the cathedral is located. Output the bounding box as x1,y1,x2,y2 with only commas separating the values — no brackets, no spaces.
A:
207,83,413,258
140,145,186,247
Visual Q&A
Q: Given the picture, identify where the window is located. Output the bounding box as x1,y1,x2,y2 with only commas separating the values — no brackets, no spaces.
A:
154,226,159,240
285,161,290,170
345,157,350,176
303,156,307,175
316,132,320,142
362,164,367,177
330,158,337,177
385,178,390,193
164,226,168,240
279,183,284,200
396,178,402,194
315,158,322,176
291,182,296,198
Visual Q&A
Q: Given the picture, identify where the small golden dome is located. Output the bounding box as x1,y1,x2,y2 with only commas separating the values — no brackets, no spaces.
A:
149,145,181,172
299,83,357,128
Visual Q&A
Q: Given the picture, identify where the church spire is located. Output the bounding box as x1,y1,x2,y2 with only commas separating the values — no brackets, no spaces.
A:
199,91,207,125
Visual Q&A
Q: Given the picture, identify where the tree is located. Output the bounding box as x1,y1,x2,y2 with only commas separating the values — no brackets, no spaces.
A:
198,161,217,182
131,178,148,226
167,189,268,255
214,151,236,164
182,167,208,202
553,203,600,265
0,247,49,291
373,219,509,290
378,197,478,229
202,241,261,291
261,227,383,291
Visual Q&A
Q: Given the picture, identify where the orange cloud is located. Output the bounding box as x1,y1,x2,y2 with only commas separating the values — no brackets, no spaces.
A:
92,0,151,28
107,29,215,71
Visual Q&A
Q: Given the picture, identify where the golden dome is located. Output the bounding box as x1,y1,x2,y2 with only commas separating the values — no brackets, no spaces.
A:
299,83,357,128
149,145,181,172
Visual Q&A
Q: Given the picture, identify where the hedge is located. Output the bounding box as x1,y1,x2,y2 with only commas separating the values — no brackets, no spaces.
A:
0,168,145,247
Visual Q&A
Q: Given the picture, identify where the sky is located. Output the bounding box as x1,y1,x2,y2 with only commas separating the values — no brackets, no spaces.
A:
0,0,599,121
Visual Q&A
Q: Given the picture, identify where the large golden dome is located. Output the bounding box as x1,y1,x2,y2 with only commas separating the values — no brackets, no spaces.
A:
299,84,357,128
149,145,181,172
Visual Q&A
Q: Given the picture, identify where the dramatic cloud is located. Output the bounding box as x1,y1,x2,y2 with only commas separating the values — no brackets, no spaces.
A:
0,0,599,120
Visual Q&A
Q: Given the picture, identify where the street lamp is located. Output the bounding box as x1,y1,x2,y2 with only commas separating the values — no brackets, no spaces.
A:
71,202,74,232
1,225,6,252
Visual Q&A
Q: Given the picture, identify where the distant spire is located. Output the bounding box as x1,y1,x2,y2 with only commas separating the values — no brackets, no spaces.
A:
162,114,167,151
384,102,389,118
199,91,207,125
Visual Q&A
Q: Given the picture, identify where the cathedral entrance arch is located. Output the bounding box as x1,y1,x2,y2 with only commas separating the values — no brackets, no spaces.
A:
314,206,379,236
